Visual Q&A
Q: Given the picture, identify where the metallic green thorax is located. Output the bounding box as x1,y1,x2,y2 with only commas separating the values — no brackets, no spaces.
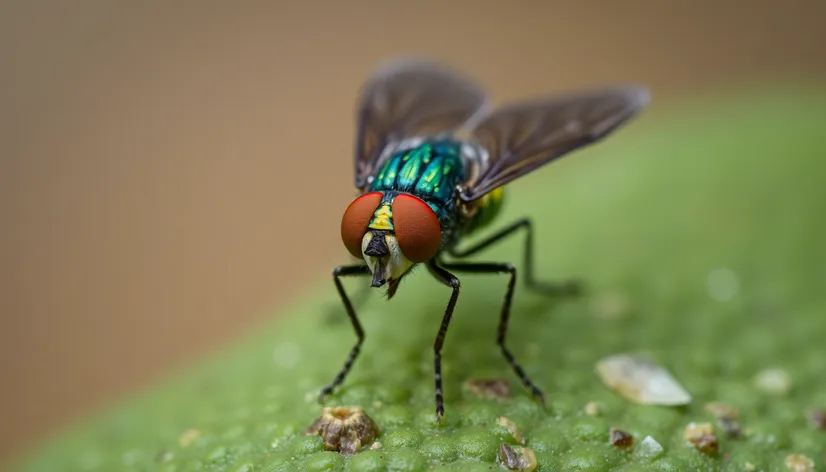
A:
368,140,465,230
366,139,505,248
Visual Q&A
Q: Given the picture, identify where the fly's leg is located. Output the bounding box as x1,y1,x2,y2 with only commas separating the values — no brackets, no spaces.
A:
318,264,371,402
425,260,462,424
448,218,581,296
441,261,546,405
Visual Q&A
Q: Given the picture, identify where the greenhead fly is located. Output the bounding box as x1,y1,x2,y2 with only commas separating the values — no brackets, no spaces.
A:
320,58,650,423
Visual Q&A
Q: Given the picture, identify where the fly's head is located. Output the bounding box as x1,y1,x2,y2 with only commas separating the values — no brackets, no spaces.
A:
340,191,442,298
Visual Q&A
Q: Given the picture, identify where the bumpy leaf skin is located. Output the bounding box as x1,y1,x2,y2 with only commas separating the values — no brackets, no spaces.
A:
14,87,826,472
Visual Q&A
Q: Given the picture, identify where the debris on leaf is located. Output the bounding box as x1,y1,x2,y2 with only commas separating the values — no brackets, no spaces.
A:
705,402,741,438
496,416,524,444
610,428,634,448
595,354,692,405
178,428,200,448
369,441,382,450
584,401,600,417
705,402,739,419
784,454,815,472
754,368,791,396
304,406,379,456
689,433,720,455
808,408,825,430
717,417,741,439
497,443,537,471
683,423,715,440
683,422,720,455
465,378,511,401
636,435,664,458
744,462,756,471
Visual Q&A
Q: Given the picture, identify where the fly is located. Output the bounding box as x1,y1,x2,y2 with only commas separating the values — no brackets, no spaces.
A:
319,58,650,423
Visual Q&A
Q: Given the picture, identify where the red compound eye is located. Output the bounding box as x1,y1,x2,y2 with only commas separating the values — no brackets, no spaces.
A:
392,194,442,263
341,192,382,259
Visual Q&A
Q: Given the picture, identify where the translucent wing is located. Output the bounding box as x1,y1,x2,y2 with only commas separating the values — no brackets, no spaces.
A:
353,59,489,190
459,86,650,202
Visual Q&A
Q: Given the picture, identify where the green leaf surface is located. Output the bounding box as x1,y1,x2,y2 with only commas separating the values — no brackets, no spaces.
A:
16,86,826,471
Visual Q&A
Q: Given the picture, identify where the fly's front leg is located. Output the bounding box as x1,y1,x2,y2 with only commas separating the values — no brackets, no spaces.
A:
425,260,462,424
318,264,371,402
441,261,546,405
448,218,581,296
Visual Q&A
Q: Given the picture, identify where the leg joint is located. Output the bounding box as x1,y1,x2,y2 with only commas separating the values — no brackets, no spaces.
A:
333,264,369,277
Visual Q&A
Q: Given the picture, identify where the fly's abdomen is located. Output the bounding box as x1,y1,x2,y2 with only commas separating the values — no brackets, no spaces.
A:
464,186,506,235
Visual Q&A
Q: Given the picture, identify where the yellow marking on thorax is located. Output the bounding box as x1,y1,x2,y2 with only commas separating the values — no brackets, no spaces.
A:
368,203,394,230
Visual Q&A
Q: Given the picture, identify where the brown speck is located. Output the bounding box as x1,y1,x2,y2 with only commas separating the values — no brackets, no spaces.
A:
465,378,511,400
496,416,524,444
784,454,815,472
683,422,719,455
584,401,600,416
683,422,713,439
705,402,739,420
808,408,825,430
692,434,719,455
178,428,200,448
304,406,379,456
498,443,537,471
718,417,741,439
610,428,634,448
705,402,741,438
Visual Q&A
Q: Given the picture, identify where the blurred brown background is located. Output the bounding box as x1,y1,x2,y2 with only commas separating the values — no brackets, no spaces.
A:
1,0,824,465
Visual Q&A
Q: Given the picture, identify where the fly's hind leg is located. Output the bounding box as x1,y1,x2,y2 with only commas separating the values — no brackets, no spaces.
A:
447,218,582,296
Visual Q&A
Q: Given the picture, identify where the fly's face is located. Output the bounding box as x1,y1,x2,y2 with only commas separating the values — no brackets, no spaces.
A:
340,191,442,293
